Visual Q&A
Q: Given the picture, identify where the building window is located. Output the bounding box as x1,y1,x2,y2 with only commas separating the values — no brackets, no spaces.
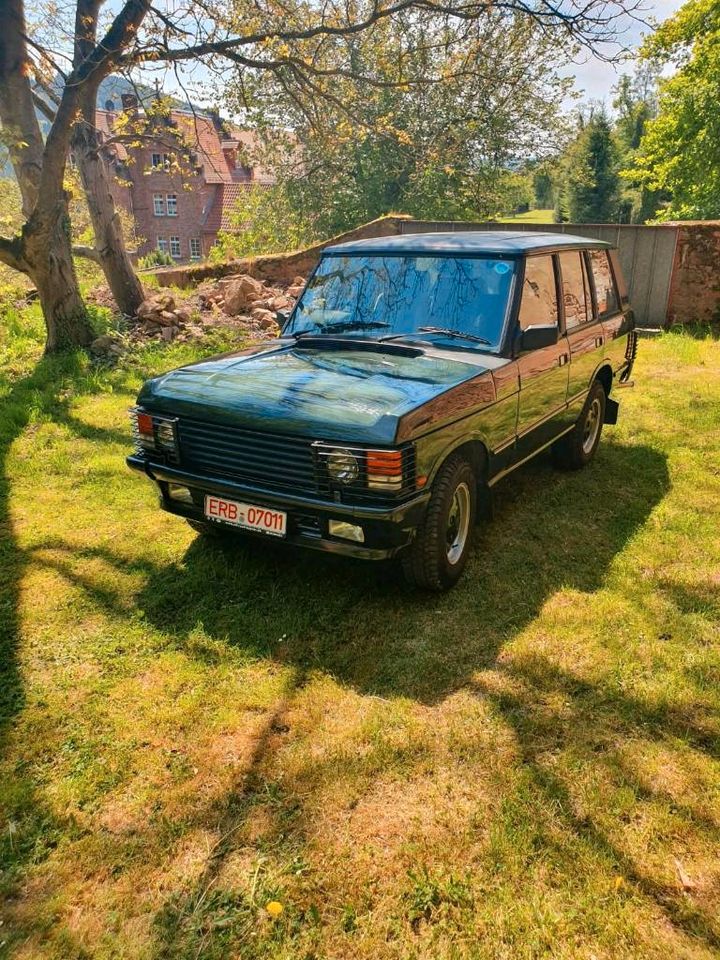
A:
170,236,181,258
153,194,166,216
151,152,171,170
157,237,168,253
166,194,178,216
189,238,201,260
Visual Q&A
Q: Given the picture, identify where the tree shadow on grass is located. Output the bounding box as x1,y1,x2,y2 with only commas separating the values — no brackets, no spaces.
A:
14,418,720,954
0,355,131,956
130,439,720,955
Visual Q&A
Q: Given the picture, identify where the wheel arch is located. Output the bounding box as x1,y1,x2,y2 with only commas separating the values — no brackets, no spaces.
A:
426,436,490,491
594,363,613,396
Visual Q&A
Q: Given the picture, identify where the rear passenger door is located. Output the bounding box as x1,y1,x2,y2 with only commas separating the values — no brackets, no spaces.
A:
558,250,605,412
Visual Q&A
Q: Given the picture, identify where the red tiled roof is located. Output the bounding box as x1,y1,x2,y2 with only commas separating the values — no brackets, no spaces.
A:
202,181,273,235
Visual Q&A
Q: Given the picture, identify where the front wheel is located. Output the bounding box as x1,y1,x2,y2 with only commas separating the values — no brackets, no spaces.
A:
402,453,477,591
552,380,606,470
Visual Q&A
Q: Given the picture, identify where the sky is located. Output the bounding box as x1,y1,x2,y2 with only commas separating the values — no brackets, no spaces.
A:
567,0,684,103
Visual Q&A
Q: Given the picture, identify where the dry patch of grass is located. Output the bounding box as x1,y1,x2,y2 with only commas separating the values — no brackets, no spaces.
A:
1,320,719,959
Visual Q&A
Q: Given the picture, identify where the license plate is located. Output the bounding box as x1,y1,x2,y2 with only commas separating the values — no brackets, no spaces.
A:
204,495,287,537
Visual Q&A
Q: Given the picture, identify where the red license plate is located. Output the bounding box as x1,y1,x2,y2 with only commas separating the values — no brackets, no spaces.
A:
204,495,287,537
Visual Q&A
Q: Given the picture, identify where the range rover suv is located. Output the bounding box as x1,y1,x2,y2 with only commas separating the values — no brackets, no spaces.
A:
128,232,637,590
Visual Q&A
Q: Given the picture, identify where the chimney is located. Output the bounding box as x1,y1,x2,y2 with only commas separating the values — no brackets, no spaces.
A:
121,93,138,115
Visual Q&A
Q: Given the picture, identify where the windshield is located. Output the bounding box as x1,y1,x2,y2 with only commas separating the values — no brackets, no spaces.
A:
285,253,517,351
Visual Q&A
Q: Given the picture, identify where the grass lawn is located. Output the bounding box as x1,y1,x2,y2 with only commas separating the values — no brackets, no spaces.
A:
1,310,719,959
496,209,555,224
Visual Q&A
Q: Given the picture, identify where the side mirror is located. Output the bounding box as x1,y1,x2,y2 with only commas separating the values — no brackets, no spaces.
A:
520,324,559,352
275,308,290,327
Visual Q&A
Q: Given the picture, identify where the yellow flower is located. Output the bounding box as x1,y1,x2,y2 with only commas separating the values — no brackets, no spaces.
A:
266,900,284,918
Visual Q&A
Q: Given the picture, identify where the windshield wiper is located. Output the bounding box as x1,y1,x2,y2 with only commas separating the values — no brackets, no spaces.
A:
292,320,390,337
418,326,492,346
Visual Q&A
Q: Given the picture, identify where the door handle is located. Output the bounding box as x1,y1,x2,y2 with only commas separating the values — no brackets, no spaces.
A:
558,353,569,366
595,336,604,347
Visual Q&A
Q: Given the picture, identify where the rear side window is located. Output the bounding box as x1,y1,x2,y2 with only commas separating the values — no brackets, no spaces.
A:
559,252,591,329
588,249,620,317
518,256,558,330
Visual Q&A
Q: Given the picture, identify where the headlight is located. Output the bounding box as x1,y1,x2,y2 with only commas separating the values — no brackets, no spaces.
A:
327,448,359,484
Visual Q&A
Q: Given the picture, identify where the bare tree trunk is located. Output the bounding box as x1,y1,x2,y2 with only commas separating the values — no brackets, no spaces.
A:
23,202,95,353
0,0,93,352
72,81,145,317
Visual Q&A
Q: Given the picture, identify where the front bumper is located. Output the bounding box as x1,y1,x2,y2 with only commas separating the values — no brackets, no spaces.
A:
127,455,430,559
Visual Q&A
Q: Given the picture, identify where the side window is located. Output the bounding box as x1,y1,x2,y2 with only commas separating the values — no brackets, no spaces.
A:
588,249,620,317
559,252,591,329
518,256,558,331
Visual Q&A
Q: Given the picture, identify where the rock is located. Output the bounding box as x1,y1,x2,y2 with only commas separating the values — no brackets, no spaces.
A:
292,276,305,287
90,335,123,357
222,274,266,315
174,307,192,324
161,326,177,342
286,285,303,299
269,296,292,311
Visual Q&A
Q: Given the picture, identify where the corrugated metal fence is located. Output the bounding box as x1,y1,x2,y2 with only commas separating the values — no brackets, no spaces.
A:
399,220,680,328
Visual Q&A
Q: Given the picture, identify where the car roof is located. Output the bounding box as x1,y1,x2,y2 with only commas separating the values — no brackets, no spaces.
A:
323,230,612,257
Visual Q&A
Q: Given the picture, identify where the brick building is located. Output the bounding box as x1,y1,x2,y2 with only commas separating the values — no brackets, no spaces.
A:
95,94,273,263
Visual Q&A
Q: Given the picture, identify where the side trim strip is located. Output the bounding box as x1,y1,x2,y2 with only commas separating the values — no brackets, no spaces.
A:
488,425,575,486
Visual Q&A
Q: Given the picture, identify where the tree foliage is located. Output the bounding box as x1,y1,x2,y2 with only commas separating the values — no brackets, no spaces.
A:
629,0,720,220
564,110,621,223
218,12,572,247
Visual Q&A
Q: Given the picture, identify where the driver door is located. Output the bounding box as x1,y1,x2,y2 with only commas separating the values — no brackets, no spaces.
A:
516,254,571,455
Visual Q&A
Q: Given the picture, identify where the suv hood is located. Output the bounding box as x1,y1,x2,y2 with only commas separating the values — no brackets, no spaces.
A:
138,340,503,444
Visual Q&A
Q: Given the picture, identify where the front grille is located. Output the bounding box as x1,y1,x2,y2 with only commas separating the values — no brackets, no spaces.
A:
137,413,417,503
177,418,318,494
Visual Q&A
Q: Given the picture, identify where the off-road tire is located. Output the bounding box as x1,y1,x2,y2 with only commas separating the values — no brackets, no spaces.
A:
401,453,477,591
552,380,606,471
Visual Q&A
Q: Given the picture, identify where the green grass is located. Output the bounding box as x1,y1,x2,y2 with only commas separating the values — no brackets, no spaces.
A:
497,209,555,224
1,313,719,959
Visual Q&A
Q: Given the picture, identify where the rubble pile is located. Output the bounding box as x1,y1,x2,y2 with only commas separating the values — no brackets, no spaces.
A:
87,273,306,359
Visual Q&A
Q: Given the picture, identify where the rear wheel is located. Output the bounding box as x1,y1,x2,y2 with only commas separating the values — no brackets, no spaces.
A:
402,453,477,591
552,380,606,470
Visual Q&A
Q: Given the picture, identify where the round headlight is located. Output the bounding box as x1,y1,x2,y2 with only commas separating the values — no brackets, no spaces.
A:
327,448,359,484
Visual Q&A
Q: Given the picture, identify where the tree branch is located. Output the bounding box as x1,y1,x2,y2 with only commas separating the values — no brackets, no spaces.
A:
72,244,102,262
0,234,25,272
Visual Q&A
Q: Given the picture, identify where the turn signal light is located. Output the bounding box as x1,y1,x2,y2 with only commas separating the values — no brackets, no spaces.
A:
136,411,154,436
367,449,403,491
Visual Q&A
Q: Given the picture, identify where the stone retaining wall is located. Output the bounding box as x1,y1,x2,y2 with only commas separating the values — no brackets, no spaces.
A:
147,215,409,289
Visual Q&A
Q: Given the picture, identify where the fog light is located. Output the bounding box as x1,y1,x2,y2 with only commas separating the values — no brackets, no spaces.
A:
328,520,364,543
167,483,194,504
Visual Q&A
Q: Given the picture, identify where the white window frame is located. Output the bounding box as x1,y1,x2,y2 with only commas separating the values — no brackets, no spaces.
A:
189,237,201,260
153,194,166,216
157,237,168,253
166,193,178,216
169,236,181,259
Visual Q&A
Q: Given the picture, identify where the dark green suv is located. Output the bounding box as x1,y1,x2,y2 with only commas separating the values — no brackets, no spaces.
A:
128,232,636,590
